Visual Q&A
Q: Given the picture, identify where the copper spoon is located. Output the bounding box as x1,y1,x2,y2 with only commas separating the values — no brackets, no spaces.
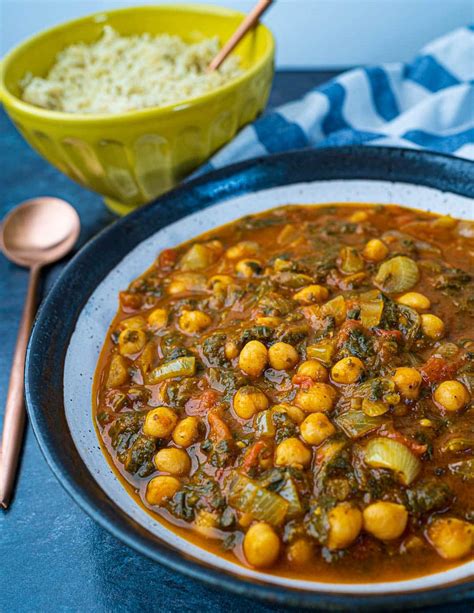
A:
0,197,80,509
208,0,274,72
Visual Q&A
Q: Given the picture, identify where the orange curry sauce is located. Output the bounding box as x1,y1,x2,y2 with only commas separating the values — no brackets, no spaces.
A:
93,204,474,582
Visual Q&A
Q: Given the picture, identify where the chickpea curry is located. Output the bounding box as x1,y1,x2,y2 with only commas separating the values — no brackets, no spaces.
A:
93,204,474,582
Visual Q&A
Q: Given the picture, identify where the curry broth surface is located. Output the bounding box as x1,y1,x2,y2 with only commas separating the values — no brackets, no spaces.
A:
93,203,474,583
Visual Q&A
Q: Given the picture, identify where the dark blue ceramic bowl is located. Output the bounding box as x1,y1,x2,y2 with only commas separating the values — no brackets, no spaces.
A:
25,147,474,610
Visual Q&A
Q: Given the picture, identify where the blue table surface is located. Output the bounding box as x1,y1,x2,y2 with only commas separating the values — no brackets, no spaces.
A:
1,71,472,613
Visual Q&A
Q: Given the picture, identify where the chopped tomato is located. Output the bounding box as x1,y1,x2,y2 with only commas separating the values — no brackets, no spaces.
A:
374,328,403,343
158,248,177,270
241,440,272,473
119,291,143,311
420,356,458,384
379,425,428,456
185,389,220,416
291,374,314,389
208,410,232,442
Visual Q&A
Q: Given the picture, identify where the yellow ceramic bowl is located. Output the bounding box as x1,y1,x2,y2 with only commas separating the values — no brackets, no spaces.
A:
0,5,274,214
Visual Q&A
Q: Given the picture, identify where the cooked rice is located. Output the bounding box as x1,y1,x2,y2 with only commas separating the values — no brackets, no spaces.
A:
20,26,242,114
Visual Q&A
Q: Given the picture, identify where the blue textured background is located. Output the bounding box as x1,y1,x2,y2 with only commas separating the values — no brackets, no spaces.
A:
0,71,472,612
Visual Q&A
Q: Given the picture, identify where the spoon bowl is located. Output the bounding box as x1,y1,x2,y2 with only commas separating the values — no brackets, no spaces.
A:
1,197,80,268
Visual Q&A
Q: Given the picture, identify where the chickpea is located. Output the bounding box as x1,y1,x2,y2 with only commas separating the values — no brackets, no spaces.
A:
392,367,422,400
179,310,212,334
363,501,408,540
293,284,329,304
118,328,147,356
297,360,328,382
239,340,268,377
147,308,168,329
168,280,186,295
331,357,364,384
119,315,146,330
268,342,299,370
154,448,191,476
168,280,187,295
363,239,389,262
427,517,474,560
434,380,470,412
226,240,259,260
172,416,201,447
106,354,129,387
146,475,181,506
287,538,313,566
275,437,311,468
208,275,234,301
349,211,369,223
300,412,336,446
295,383,337,412
224,340,239,360
421,313,445,339
235,259,262,278
272,403,305,425
243,522,280,568
397,292,431,311
233,386,269,420
419,418,433,427
208,274,234,290
143,407,179,438
327,503,363,550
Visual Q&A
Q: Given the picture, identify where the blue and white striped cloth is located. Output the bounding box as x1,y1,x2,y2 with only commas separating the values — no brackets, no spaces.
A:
198,25,474,175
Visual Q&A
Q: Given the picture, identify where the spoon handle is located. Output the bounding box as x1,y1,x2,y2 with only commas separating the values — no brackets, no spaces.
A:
208,0,274,71
0,265,41,509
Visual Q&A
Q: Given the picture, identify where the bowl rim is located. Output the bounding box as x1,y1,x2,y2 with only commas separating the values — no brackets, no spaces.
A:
25,147,474,609
0,3,275,124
